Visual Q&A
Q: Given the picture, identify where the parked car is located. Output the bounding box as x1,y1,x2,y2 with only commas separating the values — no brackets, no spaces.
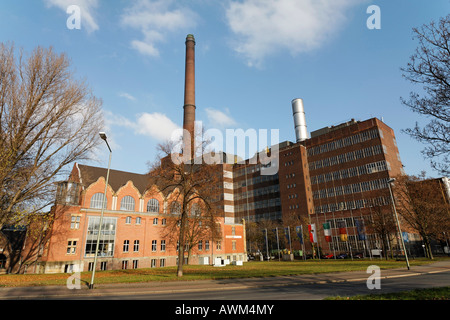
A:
322,253,334,259
353,252,364,259
337,253,348,259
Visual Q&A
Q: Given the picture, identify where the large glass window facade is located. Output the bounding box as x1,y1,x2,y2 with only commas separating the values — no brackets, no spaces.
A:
85,216,117,257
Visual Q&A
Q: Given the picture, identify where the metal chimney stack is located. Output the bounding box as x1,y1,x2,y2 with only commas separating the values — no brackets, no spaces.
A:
292,98,308,143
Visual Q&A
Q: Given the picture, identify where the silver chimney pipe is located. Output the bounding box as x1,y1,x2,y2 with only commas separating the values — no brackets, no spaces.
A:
292,98,308,142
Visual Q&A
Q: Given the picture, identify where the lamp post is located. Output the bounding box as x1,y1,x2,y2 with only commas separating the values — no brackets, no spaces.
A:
387,178,410,270
89,132,112,289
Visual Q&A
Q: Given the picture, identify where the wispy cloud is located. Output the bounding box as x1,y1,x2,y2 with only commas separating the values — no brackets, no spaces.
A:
121,0,198,57
205,108,237,128
44,0,100,33
225,0,364,67
118,92,137,101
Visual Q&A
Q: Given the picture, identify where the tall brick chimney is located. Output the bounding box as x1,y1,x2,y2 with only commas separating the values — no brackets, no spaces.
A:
183,34,196,159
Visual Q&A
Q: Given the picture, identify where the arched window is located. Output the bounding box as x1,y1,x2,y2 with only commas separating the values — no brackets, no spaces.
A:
190,203,201,217
171,202,181,215
147,199,160,213
90,193,106,209
120,196,135,211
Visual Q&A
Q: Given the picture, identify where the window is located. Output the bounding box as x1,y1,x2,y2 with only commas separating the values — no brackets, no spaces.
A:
171,202,181,215
122,260,128,269
85,216,117,257
205,240,210,251
134,240,139,252
153,218,158,225
152,240,157,252
216,241,221,250
160,240,166,252
232,240,236,250
125,216,132,224
160,258,166,267
161,218,166,226
147,199,159,213
133,260,138,269
66,240,77,254
136,217,141,225
191,203,201,216
151,259,157,268
198,240,203,251
120,196,135,211
123,240,129,252
70,215,80,229
90,192,106,209
100,261,107,270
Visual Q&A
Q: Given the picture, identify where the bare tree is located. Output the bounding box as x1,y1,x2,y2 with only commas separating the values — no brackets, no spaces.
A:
392,173,450,259
149,135,224,277
0,43,103,226
368,204,397,259
401,15,450,175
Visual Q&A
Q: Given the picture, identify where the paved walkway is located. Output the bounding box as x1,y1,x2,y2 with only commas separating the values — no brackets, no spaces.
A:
0,260,449,299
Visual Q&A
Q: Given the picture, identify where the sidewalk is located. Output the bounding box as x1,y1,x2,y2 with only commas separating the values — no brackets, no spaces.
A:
0,260,448,299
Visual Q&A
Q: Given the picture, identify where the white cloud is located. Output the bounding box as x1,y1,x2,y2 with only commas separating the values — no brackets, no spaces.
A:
44,0,100,33
205,108,237,128
135,112,181,141
105,110,181,142
121,0,198,57
118,92,137,101
225,0,364,67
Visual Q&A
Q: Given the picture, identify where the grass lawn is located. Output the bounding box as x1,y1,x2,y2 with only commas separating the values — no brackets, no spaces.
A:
0,258,444,288
328,286,450,300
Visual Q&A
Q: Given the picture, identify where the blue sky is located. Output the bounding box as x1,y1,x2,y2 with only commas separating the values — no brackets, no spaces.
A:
1,0,448,177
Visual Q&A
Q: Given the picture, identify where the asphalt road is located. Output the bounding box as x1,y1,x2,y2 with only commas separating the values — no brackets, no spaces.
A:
66,269,450,300
0,260,448,302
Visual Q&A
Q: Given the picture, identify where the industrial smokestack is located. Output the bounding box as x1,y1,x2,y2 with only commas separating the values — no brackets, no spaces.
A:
292,98,308,143
183,34,196,159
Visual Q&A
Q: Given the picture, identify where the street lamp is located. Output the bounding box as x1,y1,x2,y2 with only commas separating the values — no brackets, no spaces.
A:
387,178,410,270
89,132,112,289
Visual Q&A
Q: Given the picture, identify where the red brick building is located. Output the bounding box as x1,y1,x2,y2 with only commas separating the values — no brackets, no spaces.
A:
34,163,246,274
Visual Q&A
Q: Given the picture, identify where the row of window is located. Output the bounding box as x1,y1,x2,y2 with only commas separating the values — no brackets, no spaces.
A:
90,194,162,212
233,185,280,201
314,195,390,214
67,239,223,256
310,160,389,185
308,144,384,172
234,198,281,213
312,178,390,200
307,128,381,157
89,194,189,216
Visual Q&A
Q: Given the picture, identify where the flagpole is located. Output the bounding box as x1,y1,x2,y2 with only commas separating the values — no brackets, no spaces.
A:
301,225,306,261
264,229,269,262
288,226,292,253
275,227,280,261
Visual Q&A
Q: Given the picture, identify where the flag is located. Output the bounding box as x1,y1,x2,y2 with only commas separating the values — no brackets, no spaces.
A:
337,220,348,242
308,224,317,243
295,226,303,244
323,222,332,242
284,227,290,242
402,232,409,243
355,218,366,241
